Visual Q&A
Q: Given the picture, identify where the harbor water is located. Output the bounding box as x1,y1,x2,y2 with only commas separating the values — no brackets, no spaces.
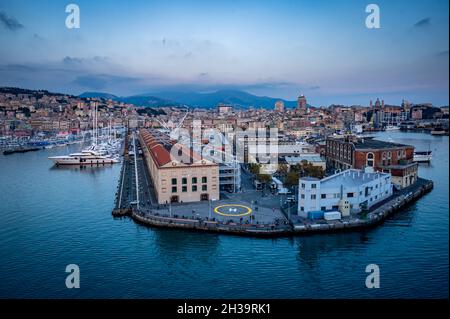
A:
0,132,448,298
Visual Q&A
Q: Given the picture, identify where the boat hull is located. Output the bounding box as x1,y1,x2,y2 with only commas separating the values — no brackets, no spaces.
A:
431,131,446,136
49,158,119,165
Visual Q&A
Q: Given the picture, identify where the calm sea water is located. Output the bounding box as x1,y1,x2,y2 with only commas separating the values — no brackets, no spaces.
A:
0,132,448,298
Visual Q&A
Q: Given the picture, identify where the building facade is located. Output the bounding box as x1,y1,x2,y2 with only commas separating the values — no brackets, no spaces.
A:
139,129,220,204
326,135,418,189
217,104,233,114
298,168,393,218
297,95,307,109
275,100,284,112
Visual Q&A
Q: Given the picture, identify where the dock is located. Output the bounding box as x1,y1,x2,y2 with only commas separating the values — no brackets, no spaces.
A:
3,147,41,155
113,134,434,237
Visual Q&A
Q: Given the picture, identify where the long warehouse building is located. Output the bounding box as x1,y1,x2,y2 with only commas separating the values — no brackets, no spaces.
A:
139,129,220,204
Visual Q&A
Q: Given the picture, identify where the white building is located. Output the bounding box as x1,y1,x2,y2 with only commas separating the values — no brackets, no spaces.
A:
178,129,241,193
217,104,233,114
298,168,393,218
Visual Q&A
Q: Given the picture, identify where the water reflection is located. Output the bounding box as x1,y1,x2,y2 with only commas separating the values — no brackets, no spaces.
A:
295,232,370,268
49,164,115,175
152,227,220,261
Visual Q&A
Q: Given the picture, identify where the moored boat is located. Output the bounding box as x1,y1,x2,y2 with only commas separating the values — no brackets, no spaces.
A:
413,151,432,163
48,149,119,165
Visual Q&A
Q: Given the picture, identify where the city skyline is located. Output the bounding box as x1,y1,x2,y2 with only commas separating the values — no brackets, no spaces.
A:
0,0,448,106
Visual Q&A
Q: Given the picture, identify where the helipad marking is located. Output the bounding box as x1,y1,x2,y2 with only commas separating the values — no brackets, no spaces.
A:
214,204,252,217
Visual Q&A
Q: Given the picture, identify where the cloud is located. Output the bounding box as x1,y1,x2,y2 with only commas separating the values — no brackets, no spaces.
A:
72,74,142,90
33,33,44,41
234,80,297,91
0,11,24,31
63,56,84,64
73,75,108,90
436,50,449,57
413,17,431,28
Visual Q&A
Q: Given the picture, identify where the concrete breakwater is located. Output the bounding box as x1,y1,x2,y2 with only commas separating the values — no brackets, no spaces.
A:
113,178,433,237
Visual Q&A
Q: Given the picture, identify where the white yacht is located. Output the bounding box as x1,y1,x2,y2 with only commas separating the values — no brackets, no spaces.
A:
48,149,119,165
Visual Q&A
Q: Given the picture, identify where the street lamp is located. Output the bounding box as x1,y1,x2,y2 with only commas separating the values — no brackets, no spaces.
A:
169,201,172,218
209,198,216,220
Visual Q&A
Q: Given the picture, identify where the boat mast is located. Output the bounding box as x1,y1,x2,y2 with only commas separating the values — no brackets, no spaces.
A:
94,102,98,146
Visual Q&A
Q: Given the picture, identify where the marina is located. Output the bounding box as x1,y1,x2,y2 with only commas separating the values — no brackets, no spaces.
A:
0,126,447,299
0,0,448,303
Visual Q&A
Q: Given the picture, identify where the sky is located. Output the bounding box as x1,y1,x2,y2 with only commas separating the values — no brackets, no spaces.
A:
0,0,448,106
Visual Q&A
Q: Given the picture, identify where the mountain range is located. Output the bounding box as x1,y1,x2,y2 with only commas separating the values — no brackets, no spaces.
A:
79,90,299,109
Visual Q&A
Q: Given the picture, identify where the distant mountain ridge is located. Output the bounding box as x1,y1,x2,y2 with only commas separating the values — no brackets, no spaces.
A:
78,89,298,109
79,92,118,100
79,91,183,107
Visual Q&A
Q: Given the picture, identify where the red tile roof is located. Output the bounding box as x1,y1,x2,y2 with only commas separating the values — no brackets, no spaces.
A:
139,129,213,167
150,144,172,166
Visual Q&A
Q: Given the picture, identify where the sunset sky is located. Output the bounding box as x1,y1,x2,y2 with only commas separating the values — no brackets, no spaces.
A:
0,0,448,106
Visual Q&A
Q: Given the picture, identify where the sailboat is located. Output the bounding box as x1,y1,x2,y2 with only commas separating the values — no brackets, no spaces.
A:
48,102,120,166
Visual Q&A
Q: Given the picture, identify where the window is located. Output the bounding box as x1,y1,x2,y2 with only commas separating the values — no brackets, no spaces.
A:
300,206,304,212
171,178,177,185
192,177,197,184
375,195,378,200
332,205,339,210
300,194,305,199
171,186,177,193
359,191,362,195
202,185,207,191
321,206,326,211
182,177,187,184
311,194,316,199
311,184,317,189
321,194,326,199
192,185,197,192
301,183,305,189
347,192,354,198
202,176,207,183
366,152,374,167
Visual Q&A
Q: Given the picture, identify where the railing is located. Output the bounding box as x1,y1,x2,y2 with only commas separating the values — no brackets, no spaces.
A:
132,209,291,233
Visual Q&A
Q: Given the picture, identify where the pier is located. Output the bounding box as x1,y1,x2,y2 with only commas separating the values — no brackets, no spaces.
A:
113,134,434,237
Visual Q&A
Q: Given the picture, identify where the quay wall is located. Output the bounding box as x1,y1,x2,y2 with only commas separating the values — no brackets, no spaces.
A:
113,164,434,237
